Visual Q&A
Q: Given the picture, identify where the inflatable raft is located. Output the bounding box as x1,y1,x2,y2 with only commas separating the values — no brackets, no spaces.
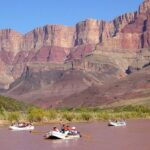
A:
9,123,34,131
108,121,126,127
44,131,81,139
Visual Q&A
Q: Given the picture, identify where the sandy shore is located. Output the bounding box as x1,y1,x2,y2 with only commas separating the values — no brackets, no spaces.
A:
0,120,9,126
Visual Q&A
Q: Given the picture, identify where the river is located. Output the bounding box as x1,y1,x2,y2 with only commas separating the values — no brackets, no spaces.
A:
0,120,150,150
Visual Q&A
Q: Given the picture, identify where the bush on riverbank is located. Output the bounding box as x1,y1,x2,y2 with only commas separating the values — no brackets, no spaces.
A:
7,112,20,122
27,105,150,123
27,107,46,122
0,104,150,123
0,96,28,111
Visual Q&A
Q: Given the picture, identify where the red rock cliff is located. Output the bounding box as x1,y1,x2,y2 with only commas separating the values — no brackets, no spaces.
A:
0,0,150,88
1,0,150,55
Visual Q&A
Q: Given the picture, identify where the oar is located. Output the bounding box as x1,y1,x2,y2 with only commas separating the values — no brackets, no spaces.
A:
30,130,49,134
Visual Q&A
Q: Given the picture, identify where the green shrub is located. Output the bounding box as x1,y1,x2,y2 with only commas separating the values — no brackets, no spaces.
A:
46,109,57,120
80,113,92,121
96,112,110,120
0,104,150,122
113,105,150,113
134,105,150,113
7,112,20,122
0,107,5,115
62,113,75,121
58,107,73,113
27,107,45,122
0,96,28,111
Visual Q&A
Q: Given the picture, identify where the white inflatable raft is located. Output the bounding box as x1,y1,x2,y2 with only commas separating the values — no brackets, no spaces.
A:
44,131,81,139
108,121,126,127
9,124,34,131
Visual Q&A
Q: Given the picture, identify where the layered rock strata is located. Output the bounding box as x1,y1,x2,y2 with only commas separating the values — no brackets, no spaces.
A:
0,0,150,89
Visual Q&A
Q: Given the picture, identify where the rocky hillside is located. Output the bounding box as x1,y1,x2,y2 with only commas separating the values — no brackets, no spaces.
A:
0,0,150,107
60,66,150,108
4,64,150,108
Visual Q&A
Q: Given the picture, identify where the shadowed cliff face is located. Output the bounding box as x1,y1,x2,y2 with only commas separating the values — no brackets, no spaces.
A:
4,64,150,108
0,0,150,107
4,63,120,107
59,66,150,108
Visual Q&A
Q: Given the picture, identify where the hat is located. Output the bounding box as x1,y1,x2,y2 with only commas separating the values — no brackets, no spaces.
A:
71,126,76,130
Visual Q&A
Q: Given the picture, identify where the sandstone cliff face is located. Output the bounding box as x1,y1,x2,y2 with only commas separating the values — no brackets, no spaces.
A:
74,13,137,48
0,58,14,89
0,0,149,55
0,0,150,88
100,0,150,50
139,0,150,13
0,0,150,107
22,25,75,51
141,14,150,48
0,29,23,54
0,1,150,54
75,19,103,45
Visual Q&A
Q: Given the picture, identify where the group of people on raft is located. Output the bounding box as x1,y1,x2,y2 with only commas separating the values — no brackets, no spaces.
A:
52,124,79,135
11,122,33,128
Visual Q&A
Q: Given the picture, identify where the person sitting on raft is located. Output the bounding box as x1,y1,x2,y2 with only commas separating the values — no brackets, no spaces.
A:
70,126,78,135
60,124,70,133
60,124,66,133
60,125,72,134
65,126,79,135
53,127,59,132
60,125,79,135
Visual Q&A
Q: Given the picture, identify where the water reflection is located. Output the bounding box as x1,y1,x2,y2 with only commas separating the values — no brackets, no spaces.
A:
51,139,79,148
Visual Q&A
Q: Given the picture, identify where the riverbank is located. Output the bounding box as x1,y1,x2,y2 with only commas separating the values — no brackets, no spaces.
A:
0,105,150,126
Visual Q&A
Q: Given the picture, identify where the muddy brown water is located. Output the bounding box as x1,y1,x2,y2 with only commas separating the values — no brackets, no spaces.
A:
0,120,150,150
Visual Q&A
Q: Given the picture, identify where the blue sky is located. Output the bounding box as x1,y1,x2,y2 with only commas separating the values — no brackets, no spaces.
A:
0,0,143,33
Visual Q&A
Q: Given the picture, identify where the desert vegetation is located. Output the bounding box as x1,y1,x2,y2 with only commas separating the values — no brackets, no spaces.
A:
0,96,150,124
0,96,28,111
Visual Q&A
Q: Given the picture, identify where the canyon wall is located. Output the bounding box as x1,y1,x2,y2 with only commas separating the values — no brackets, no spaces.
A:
0,0,150,89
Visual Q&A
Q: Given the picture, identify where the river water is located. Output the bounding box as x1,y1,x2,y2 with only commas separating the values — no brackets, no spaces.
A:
0,120,150,150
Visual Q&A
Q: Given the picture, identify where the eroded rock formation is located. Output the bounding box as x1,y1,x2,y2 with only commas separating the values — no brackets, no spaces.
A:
0,0,150,91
